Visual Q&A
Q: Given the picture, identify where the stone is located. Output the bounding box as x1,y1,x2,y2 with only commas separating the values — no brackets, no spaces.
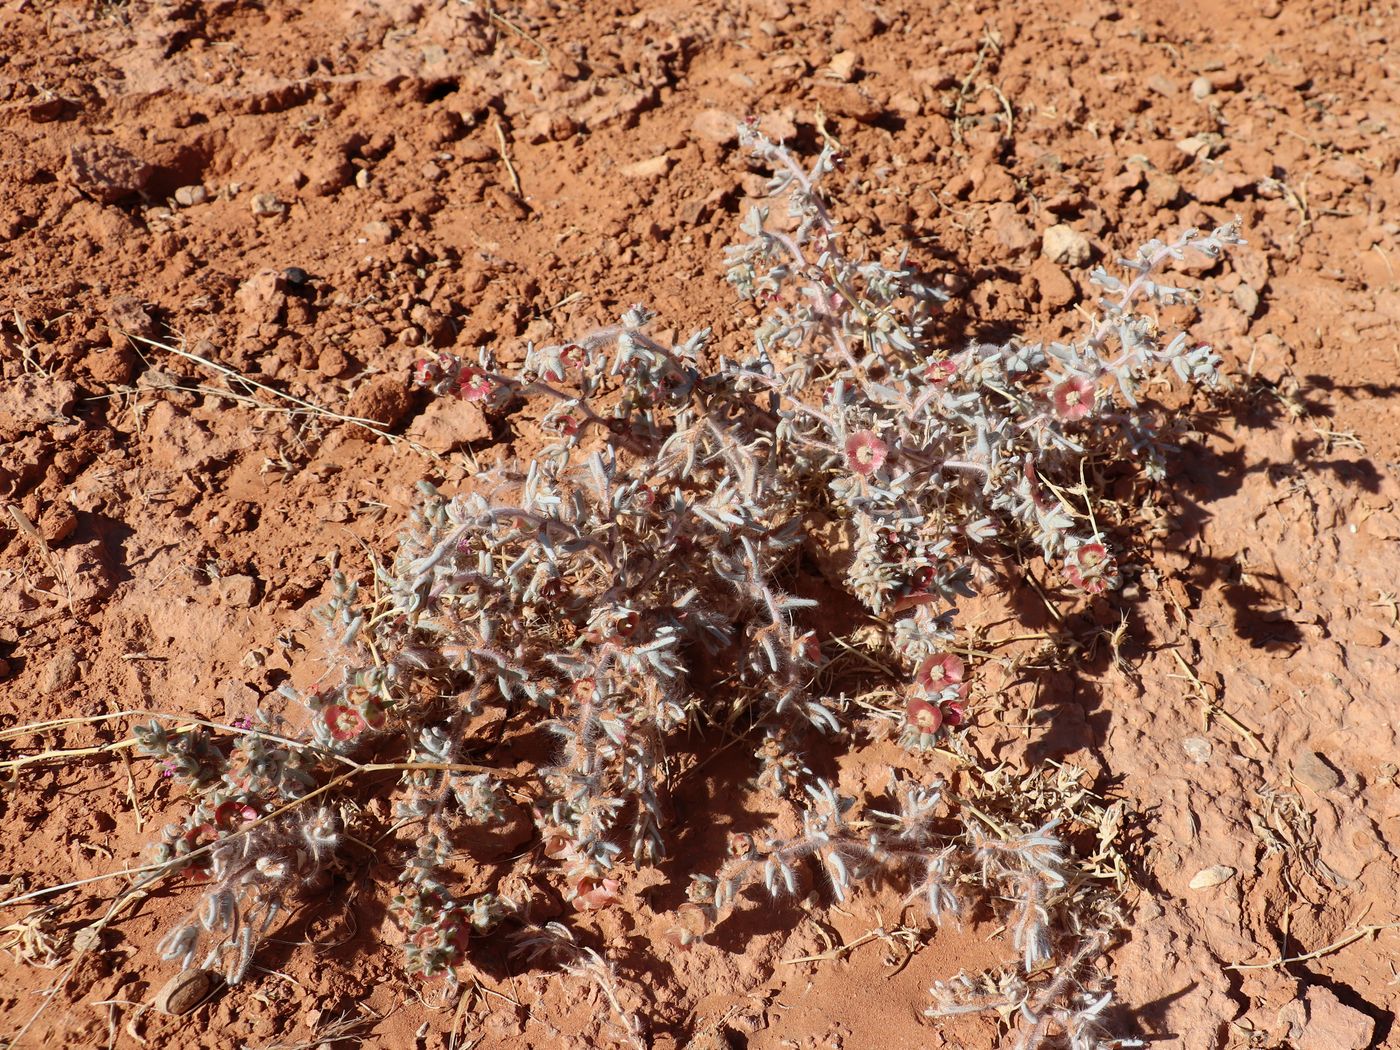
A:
1352,623,1387,647
968,161,1016,203
1146,74,1178,97
220,575,260,608
106,295,156,341
174,184,208,207
1145,173,1182,209
346,375,415,430
317,345,352,378
1042,224,1093,267
1294,986,1374,1050
620,155,673,179
39,647,82,694
1191,76,1214,100
1188,865,1235,890
406,397,492,452
362,220,396,245
250,193,286,218
0,375,79,441
988,205,1037,253
1248,332,1291,383
67,141,153,204
1292,751,1341,792
1182,736,1212,764
39,504,78,544
827,50,859,82
63,542,116,609
236,269,286,325
1192,168,1255,204
305,154,351,197
1176,132,1225,160
409,305,455,348
154,969,215,1016
1232,283,1261,319
1029,258,1077,309
692,108,741,145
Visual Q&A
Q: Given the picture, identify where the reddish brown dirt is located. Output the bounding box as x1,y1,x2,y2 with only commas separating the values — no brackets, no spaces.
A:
2,0,1399,1048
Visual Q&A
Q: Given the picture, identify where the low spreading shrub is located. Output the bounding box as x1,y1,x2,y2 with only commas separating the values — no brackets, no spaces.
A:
117,124,1237,1047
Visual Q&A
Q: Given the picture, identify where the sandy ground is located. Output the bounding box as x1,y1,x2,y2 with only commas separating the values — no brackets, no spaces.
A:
2,0,1398,1047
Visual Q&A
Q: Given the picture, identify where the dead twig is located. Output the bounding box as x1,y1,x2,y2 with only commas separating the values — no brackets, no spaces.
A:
492,116,523,197
1226,921,1400,971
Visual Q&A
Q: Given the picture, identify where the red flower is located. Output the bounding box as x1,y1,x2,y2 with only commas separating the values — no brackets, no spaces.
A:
925,359,957,384
612,610,639,640
412,918,469,954
1065,542,1116,594
453,367,495,402
942,699,966,726
571,877,621,911
916,653,965,694
411,358,435,386
1052,376,1096,421
542,832,574,860
214,800,259,830
906,696,943,734
727,832,756,858
324,703,366,742
845,430,888,477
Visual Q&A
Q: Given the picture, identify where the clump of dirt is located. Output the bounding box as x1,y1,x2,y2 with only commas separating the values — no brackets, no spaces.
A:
2,1,1398,1048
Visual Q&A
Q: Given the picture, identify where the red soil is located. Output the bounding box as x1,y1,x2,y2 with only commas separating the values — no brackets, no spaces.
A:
2,0,1398,1047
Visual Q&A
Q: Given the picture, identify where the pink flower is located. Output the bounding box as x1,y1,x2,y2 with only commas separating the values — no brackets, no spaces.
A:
925,359,957,384
906,696,943,734
214,800,259,830
1065,542,1117,594
845,430,888,477
1052,376,1096,421
942,699,966,726
571,877,621,911
542,832,574,860
453,367,495,402
324,703,366,742
916,653,965,694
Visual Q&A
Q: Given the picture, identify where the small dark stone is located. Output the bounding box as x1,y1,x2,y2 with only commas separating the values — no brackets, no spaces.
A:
284,266,310,286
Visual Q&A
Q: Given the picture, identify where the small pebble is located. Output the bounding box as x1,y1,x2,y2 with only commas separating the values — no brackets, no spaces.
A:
220,574,260,608
250,193,285,218
1189,865,1236,890
1042,224,1093,267
1190,76,1214,100
154,969,215,1016
283,266,310,286
362,220,395,245
174,184,207,207
1232,283,1261,319
1181,736,1212,764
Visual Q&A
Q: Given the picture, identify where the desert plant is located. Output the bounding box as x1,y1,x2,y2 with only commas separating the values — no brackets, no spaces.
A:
115,123,1239,1045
